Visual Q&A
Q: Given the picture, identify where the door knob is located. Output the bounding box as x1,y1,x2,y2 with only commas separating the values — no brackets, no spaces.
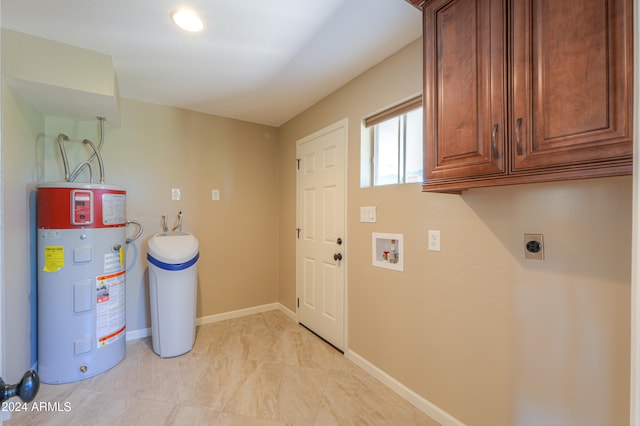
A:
0,370,40,403
333,253,342,261
336,237,342,245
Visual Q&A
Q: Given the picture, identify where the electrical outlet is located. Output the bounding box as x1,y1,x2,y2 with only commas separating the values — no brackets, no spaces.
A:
211,189,220,200
428,230,441,252
524,233,544,260
171,188,181,201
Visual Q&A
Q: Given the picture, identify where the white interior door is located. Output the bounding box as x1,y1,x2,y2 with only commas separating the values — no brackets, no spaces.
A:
296,118,347,351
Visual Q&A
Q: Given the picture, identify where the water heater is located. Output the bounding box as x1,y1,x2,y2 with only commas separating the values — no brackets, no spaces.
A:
37,182,128,384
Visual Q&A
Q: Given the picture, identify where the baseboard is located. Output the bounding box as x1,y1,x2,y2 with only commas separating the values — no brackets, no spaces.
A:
277,303,296,321
126,327,151,341
195,303,280,326
348,350,466,426
125,302,296,341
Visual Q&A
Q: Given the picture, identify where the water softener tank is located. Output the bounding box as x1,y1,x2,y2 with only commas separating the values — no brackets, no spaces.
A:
37,182,127,384
147,232,199,358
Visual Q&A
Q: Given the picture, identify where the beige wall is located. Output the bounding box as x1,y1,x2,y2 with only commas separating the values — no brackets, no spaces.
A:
277,38,631,425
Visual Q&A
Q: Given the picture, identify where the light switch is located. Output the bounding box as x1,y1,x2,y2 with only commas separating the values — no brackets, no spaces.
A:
360,206,376,223
428,230,441,251
171,188,181,201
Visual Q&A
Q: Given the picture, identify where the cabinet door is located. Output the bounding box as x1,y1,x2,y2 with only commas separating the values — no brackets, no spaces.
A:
510,0,633,172
424,0,506,180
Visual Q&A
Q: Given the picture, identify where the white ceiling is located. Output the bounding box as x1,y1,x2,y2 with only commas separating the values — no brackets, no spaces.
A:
1,0,421,127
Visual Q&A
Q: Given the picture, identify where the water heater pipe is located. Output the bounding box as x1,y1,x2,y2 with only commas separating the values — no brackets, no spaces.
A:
68,117,106,183
82,138,105,184
56,134,71,181
68,161,93,183
126,220,143,244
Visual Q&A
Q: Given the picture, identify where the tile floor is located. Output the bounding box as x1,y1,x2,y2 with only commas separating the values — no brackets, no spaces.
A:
7,310,440,425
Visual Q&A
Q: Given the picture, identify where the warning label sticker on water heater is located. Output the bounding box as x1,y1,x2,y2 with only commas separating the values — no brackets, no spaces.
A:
96,270,126,348
43,246,64,272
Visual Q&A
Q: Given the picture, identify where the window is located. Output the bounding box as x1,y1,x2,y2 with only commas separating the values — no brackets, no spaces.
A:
361,95,423,187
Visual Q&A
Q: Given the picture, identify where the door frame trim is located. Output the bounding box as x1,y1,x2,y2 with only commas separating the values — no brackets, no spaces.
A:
295,117,349,355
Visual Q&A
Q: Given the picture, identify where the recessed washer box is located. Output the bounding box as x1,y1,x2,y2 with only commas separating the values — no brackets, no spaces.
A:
372,232,403,272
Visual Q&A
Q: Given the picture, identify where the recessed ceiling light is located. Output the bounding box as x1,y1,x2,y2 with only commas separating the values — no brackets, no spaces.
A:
171,9,204,32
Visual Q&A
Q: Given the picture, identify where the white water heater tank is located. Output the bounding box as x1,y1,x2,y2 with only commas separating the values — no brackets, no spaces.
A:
37,182,127,384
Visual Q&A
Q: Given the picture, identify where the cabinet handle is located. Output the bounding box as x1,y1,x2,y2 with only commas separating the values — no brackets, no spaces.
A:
515,117,523,156
492,124,499,158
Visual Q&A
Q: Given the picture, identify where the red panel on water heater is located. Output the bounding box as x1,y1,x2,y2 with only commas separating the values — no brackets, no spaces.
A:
38,186,126,230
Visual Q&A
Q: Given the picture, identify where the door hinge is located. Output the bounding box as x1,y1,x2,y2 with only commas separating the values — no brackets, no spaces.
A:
296,228,301,239
297,298,299,308
296,158,301,170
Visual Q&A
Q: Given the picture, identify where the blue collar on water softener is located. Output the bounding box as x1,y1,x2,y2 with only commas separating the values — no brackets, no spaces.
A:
147,252,199,271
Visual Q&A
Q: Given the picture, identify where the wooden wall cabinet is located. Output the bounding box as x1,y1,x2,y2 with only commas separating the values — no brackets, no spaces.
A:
413,0,633,192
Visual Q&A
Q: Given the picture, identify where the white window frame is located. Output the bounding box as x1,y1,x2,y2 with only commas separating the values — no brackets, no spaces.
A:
361,95,423,187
